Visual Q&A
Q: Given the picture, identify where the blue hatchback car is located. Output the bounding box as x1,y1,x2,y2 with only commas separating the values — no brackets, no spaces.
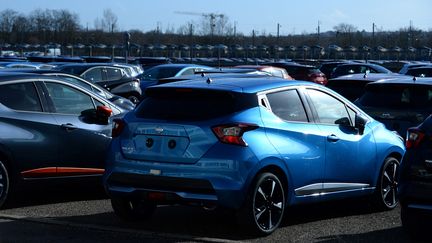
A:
103,77,405,235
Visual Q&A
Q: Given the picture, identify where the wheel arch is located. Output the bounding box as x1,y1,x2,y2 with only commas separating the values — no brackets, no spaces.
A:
0,144,16,178
251,164,290,204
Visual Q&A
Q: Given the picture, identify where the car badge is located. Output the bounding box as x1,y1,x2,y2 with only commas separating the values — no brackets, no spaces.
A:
155,127,164,134
149,169,161,176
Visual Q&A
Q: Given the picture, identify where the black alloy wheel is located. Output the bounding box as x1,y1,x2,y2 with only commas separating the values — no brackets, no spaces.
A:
127,95,140,105
240,172,285,235
0,160,10,208
375,157,400,210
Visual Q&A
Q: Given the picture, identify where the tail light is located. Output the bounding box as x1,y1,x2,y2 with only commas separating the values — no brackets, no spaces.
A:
212,123,258,146
112,118,126,137
406,128,425,149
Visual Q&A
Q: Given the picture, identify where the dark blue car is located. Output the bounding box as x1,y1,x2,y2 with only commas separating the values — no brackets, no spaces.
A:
0,73,126,208
103,76,405,235
399,115,432,239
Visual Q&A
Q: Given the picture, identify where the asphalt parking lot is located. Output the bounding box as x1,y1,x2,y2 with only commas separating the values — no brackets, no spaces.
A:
0,183,420,242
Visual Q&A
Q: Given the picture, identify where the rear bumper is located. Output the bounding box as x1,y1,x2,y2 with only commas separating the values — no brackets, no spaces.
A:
103,145,260,209
399,180,432,213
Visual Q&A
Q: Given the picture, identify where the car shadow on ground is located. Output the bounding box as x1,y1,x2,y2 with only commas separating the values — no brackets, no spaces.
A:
3,179,107,209
0,184,419,242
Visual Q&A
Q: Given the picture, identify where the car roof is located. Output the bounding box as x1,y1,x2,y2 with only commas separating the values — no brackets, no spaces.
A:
150,77,315,93
264,62,315,68
329,73,404,82
0,72,57,82
367,76,432,86
149,63,210,68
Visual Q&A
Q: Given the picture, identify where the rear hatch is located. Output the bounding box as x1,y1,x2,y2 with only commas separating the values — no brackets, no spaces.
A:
119,86,257,163
356,83,432,137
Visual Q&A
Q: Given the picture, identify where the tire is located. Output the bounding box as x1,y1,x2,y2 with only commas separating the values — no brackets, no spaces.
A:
127,95,140,105
111,197,156,221
373,156,400,210
0,160,10,209
238,172,285,235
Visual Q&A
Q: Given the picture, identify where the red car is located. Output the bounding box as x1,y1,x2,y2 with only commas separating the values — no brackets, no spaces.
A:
234,65,293,80
264,62,328,85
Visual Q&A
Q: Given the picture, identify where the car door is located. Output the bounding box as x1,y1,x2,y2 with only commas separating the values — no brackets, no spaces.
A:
43,81,112,175
261,88,326,196
305,88,377,192
0,81,59,178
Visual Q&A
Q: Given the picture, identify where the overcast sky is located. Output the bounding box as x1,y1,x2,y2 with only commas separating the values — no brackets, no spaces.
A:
2,0,431,35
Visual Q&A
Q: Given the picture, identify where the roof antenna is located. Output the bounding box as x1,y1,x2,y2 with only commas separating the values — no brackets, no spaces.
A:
206,77,212,84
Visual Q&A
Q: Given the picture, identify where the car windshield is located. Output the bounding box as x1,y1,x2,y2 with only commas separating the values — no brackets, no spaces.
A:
136,88,257,121
358,84,432,109
142,66,184,80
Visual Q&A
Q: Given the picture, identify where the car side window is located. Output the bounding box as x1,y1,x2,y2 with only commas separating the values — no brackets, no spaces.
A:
307,89,350,125
82,68,103,82
181,68,195,76
266,89,308,122
45,82,95,115
0,82,42,112
106,68,124,80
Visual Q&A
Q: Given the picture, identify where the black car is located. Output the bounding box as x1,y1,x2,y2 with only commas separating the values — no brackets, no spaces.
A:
355,77,432,138
405,66,432,77
54,63,142,104
399,114,432,240
326,73,402,101
318,61,352,79
330,63,392,79
0,73,126,208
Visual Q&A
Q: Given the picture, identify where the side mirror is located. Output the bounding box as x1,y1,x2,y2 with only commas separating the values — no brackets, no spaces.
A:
335,117,351,127
81,106,112,125
96,105,112,125
355,114,367,135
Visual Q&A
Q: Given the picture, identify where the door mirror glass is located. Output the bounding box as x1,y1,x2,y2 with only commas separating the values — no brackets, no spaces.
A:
355,114,367,135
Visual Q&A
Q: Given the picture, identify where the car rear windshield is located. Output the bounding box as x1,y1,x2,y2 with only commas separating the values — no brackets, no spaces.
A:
358,84,432,109
135,87,258,121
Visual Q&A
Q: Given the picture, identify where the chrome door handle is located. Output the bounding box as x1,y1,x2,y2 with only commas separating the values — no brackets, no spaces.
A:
327,134,340,142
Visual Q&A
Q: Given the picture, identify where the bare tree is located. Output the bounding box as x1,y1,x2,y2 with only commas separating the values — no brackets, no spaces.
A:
333,23,358,46
102,8,118,33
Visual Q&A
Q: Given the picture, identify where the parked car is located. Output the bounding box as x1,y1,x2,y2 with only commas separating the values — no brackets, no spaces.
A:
103,77,404,235
398,62,431,74
326,73,402,101
398,116,432,239
330,63,392,79
130,57,171,70
0,69,135,111
158,72,274,85
355,77,432,138
405,66,432,77
233,65,293,79
54,63,142,104
264,62,328,85
0,73,127,208
137,63,214,92
318,61,352,79
399,114,432,240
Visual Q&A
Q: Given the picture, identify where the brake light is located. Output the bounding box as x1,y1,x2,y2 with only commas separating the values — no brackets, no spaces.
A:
406,128,425,149
112,118,125,137
212,123,258,146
